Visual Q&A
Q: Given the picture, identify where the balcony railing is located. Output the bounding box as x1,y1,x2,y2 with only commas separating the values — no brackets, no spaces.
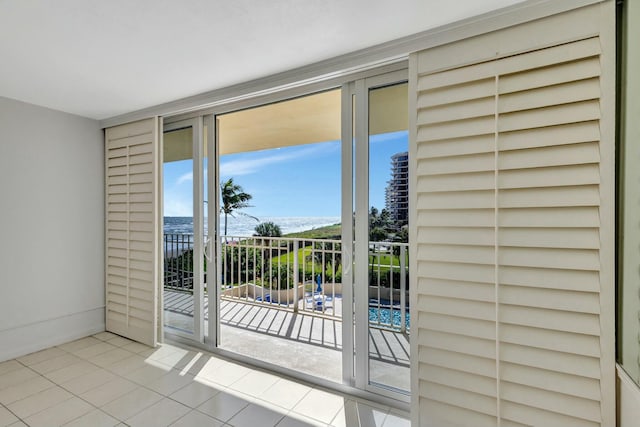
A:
220,236,343,320
163,233,409,332
163,233,196,291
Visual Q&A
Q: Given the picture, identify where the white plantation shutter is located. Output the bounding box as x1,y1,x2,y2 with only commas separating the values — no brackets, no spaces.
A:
105,118,160,347
410,12,615,426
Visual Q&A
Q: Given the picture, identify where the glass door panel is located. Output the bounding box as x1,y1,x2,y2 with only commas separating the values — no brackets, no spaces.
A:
354,74,410,398
162,118,205,341
367,82,409,393
212,90,344,382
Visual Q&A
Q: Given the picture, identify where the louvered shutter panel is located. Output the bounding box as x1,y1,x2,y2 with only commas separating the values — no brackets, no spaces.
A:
496,39,603,427
414,54,500,427
412,35,610,427
105,118,160,347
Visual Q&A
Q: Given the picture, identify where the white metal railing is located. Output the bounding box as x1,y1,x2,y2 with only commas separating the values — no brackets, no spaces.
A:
220,236,343,319
163,233,196,291
163,233,410,331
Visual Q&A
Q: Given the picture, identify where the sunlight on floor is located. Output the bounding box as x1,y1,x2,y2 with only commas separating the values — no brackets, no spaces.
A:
0,332,410,427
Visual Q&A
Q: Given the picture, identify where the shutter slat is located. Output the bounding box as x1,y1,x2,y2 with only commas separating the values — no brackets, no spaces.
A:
418,226,494,246
418,295,496,322
420,382,497,417
500,285,600,314
501,362,601,401
499,265,600,292
417,208,495,227
500,343,601,379
499,185,600,209
419,313,496,340
498,246,600,271
499,207,600,228
418,116,495,141
418,97,494,125
498,77,600,114
417,152,494,176
499,56,601,94
501,400,599,427
420,399,498,427
499,121,599,151
418,190,494,210
419,277,495,302
499,100,600,132
501,382,601,423
418,244,495,265
418,78,495,109
417,37,600,91
420,348,496,378
418,134,494,158
499,142,600,170
500,324,601,357
500,305,600,336
499,227,600,249
498,164,600,189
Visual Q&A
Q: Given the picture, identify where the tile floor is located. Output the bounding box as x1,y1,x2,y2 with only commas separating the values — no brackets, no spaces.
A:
0,332,410,426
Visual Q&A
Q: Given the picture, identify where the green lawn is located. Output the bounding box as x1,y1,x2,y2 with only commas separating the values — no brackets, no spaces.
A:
270,244,407,274
284,223,341,239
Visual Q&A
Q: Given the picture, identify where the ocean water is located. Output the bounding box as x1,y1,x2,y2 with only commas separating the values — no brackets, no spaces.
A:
164,216,340,236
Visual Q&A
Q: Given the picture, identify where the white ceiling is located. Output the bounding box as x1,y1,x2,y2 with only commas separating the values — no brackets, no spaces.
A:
0,0,523,120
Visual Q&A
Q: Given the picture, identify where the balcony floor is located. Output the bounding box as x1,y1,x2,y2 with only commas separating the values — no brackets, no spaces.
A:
0,332,410,426
164,291,410,392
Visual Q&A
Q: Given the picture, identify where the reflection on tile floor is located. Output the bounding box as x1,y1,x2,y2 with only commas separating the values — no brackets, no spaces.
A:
0,333,410,426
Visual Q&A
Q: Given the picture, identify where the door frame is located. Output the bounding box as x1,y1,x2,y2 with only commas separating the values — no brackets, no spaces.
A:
204,114,219,347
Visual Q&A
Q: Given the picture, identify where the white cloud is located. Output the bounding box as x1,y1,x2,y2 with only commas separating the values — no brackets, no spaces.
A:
176,172,193,185
164,197,192,216
220,143,336,177
370,130,409,144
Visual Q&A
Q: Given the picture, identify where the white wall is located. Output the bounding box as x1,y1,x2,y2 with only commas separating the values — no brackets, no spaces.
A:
0,96,104,361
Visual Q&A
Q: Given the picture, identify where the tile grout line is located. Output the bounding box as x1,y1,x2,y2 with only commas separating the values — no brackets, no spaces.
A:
5,333,408,427
7,337,139,426
9,353,78,426
4,337,198,426
1,401,26,427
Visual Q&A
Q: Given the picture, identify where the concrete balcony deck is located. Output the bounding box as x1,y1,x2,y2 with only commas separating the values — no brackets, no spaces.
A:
164,290,410,392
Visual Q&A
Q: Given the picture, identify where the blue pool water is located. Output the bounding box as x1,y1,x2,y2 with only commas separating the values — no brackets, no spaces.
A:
369,307,410,329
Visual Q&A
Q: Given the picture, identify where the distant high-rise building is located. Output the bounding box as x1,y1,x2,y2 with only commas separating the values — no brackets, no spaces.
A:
385,151,408,227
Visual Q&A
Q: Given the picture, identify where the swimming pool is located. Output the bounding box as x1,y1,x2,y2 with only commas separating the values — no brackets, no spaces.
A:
369,306,410,329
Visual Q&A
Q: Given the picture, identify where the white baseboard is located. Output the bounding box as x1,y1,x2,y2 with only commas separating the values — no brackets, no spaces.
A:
0,307,105,362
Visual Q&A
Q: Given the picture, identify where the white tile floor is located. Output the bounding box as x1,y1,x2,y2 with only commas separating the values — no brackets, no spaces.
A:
0,333,410,427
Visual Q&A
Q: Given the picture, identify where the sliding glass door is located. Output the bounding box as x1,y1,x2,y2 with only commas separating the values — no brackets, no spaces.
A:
162,118,205,342
352,71,410,399
160,69,409,402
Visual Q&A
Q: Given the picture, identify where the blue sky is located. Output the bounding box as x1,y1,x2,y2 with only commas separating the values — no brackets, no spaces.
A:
163,130,408,217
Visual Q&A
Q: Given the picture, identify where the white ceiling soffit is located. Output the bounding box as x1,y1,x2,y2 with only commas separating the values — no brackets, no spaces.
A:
0,0,528,120
163,83,408,161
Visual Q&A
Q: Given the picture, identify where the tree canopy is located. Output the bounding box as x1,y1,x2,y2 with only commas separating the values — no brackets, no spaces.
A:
254,221,282,237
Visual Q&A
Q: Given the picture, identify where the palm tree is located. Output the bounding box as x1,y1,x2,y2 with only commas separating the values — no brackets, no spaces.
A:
220,178,257,236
